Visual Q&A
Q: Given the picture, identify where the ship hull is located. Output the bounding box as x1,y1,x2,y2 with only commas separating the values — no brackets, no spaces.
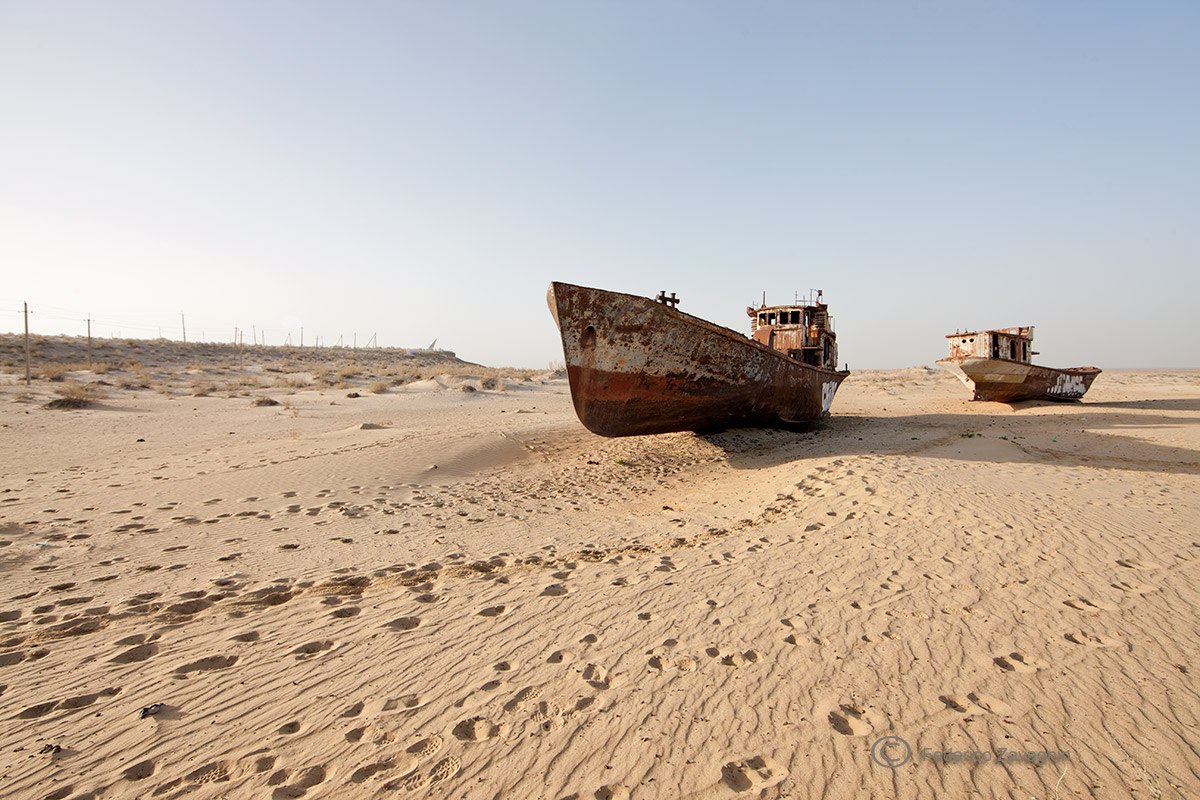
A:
548,282,849,437
938,357,1100,402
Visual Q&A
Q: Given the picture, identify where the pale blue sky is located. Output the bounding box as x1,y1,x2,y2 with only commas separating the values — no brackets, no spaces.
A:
2,2,1197,367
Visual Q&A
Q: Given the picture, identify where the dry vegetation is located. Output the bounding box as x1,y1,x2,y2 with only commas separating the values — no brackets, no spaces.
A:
0,334,551,409
44,380,106,409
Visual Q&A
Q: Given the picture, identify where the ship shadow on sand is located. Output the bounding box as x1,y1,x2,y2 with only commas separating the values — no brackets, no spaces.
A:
698,409,1200,476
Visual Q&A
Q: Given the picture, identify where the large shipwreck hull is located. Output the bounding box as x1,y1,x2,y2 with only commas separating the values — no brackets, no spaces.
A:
939,357,1100,402
548,282,849,437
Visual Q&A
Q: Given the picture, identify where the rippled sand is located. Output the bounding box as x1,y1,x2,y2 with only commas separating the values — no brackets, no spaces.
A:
1,364,1197,799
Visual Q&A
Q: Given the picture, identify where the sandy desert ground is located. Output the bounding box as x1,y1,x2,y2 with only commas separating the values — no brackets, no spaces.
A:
0,341,1198,799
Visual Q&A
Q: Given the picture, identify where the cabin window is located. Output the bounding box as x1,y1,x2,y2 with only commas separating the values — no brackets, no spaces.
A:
767,313,776,325
758,314,765,326
1022,341,1028,361
790,310,800,324
961,339,968,344
969,337,974,343
1009,341,1017,360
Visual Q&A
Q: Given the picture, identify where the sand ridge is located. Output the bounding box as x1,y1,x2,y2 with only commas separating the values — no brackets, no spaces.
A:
1,359,1198,798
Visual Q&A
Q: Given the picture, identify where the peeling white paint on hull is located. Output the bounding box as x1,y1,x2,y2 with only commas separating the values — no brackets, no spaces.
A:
956,358,1100,402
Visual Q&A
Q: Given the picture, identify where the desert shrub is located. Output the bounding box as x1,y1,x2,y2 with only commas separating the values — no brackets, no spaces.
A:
368,381,389,394
40,363,71,382
56,381,105,401
46,381,105,408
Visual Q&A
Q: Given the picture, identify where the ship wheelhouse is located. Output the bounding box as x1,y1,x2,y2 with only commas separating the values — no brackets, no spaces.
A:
746,291,839,370
944,326,1036,364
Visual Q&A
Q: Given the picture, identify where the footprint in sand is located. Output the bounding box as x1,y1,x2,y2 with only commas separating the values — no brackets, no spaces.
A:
993,652,1037,673
350,760,392,783
175,654,238,676
828,705,872,736
384,694,423,712
0,651,26,668
502,686,542,713
582,664,611,689
185,760,232,785
1116,558,1162,570
1065,631,1122,648
939,694,970,713
648,653,701,672
386,617,421,631
966,692,1014,716
1063,597,1118,613
720,650,761,667
271,764,327,799
547,649,575,665
292,640,333,659
16,699,60,719
704,647,760,667
720,755,788,792
1112,580,1158,595
112,642,159,664
406,733,443,759
452,716,508,741
122,759,156,781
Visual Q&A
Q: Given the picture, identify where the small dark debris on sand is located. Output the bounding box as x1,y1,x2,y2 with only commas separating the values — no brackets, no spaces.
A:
252,397,281,407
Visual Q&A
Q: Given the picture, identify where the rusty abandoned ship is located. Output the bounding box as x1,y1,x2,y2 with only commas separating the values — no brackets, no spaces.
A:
547,282,850,437
937,326,1101,402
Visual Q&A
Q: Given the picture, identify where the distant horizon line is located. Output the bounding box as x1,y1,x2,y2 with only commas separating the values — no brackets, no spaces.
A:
0,331,1196,373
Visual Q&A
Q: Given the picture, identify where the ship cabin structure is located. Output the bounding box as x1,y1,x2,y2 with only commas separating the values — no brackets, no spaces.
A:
747,291,839,370
945,326,1036,364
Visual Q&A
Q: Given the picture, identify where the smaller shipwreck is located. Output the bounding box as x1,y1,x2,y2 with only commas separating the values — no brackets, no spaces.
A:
937,326,1100,402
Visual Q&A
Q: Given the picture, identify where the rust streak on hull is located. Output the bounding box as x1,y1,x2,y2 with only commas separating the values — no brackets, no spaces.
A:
549,282,849,437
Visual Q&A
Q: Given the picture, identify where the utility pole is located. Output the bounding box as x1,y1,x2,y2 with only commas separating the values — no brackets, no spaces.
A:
300,327,304,348
252,325,256,346
181,313,187,343
23,302,31,386
86,316,93,367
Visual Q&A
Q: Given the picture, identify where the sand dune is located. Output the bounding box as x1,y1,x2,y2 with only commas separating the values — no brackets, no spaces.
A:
1,359,1198,799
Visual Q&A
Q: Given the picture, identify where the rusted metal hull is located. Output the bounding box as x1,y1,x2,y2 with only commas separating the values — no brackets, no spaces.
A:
548,282,850,437
938,357,1100,402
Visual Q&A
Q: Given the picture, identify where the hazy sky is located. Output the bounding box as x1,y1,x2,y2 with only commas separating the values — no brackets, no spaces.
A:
2,2,1197,368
